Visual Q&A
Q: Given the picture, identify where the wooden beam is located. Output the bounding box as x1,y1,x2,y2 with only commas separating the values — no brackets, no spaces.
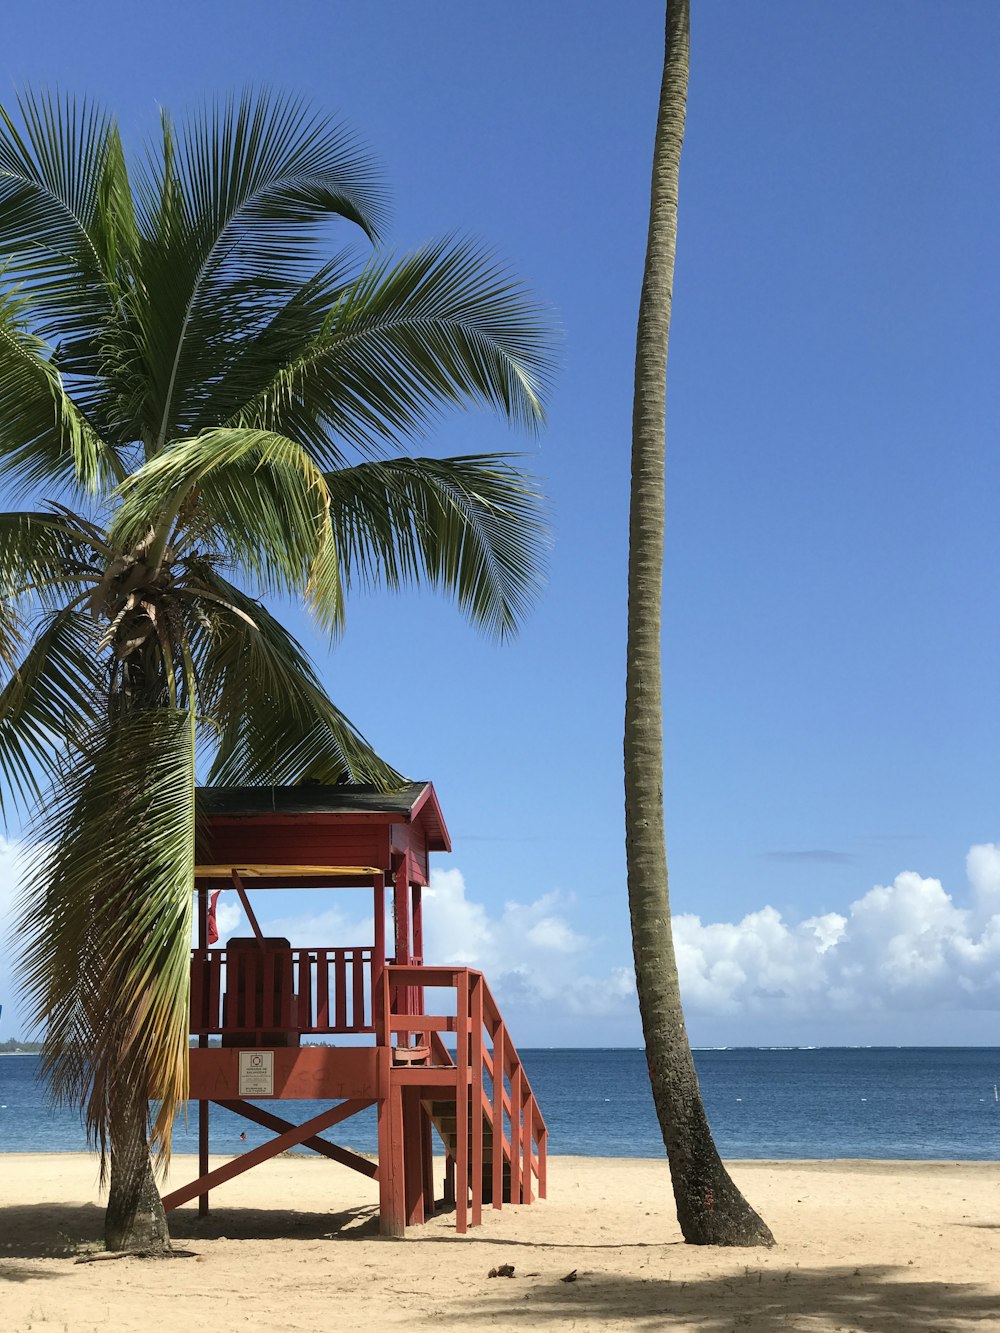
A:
162,1100,372,1212
214,1099,377,1179
195,863,384,878
231,869,264,945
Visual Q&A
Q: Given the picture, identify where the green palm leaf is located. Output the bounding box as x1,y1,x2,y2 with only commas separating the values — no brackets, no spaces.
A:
234,238,553,464
110,427,343,627
0,91,124,347
130,90,385,449
0,289,123,492
184,569,398,787
325,454,546,638
0,608,102,811
19,705,196,1159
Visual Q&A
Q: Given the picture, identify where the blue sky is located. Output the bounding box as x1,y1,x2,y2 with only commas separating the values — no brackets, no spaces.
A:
2,2,1000,1046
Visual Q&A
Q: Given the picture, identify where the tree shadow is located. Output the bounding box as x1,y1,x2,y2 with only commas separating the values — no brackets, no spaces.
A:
0,1260,64,1283
412,1265,998,1331
0,1202,105,1258
0,1198,383,1255
168,1201,381,1242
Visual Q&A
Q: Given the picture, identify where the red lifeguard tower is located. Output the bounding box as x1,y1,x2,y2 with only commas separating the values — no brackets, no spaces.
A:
163,783,547,1237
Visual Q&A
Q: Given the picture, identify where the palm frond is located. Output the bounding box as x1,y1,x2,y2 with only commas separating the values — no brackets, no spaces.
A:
183,568,399,787
0,288,124,493
326,454,547,639
0,507,104,663
0,90,121,347
18,705,196,1158
111,427,343,628
130,90,384,448
0,607,103,816
232,239,555,466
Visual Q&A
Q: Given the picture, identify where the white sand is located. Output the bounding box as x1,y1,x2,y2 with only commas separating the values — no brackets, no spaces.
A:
2,1153,999,1331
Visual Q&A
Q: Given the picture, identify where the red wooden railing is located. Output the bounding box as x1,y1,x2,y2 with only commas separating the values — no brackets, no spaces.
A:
378,964,547,1233
189,946,375,1037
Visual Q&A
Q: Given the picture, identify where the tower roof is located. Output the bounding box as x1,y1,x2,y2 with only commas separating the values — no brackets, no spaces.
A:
195,781,451,852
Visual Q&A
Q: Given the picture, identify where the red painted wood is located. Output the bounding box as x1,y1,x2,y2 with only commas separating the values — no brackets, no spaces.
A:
351,949,366,1028
163,1100,369,1211
377,1083,406,1237
316,952,329,1029
455,971,469,1235
393,854,411,968
521,1085,532,1205
215,1099,377,1178
492,1023,504,1210
509,1062,522,1205
411,884,423,962
402,1088,425,1226
334,951,347,1030
538,1127,547,1199
297,951,311,1028
188,1046,378,1101
202,825,389,868
197,889,209,1217
470,975,484,1228
420,1104,435,1219
231,871,265,943
189,951,205,1031
372,876,386,1003
262,949,276,1025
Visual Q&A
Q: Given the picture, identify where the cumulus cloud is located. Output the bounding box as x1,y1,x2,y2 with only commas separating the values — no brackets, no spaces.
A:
5,841,1000,1042
422,868,628,1017
675,846,1000,1018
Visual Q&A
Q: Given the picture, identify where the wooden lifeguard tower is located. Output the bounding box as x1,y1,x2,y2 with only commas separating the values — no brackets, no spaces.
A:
163,783,547,1236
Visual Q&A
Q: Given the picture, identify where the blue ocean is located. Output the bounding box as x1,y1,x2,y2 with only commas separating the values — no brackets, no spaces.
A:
2,1048,999,1160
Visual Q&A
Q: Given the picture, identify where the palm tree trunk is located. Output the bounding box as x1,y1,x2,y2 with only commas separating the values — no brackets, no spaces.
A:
105,1076,172,1252
624,0,773,1247
103,651,174,1253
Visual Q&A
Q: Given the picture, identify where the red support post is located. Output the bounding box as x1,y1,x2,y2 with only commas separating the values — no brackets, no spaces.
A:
402,1088,425,1226
411,883,423,962
470,976,484,1228
509,1062,522,1205
521,1087,533,1205
455,971,469,1234
492,1023,505,1210
538,1125,547,1199
373,874,386,1004
420,1103,435,1218
197,886,209,1217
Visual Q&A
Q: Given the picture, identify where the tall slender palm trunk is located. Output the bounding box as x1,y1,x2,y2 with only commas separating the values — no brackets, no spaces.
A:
624,0,773,1247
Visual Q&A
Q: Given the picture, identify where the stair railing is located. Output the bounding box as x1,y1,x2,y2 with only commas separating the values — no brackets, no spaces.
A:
380,964,547,1230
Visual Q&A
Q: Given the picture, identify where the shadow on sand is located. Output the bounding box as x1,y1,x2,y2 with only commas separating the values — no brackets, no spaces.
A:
2,1203,996,1332
408,1265,1000,1331
0,1198,383,1264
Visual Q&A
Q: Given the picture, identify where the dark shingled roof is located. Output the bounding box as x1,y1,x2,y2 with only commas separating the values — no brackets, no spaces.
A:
195,782,450,850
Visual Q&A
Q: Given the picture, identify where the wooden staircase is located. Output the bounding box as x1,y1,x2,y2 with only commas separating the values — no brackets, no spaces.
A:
427,1095,513,1203
379,964,547,1234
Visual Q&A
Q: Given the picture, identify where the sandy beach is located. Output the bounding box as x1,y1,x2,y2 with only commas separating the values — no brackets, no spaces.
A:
1,1154,998,1331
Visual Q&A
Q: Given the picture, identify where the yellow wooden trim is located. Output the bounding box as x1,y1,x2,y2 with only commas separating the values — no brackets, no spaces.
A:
194,863,383,878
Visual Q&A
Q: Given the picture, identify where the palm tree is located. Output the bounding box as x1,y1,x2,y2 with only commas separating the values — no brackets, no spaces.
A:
624,2,773,1245
0,90,553,1251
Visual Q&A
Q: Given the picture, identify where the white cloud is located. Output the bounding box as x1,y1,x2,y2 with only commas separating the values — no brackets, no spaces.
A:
675,847,1000,1018
423,868,627,1018
5,840,1000,1042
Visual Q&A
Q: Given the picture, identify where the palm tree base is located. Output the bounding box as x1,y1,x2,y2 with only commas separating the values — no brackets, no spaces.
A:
104,1103,172,1253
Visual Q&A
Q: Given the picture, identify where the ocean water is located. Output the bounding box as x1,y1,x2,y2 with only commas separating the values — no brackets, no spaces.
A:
1,1047,998,1160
